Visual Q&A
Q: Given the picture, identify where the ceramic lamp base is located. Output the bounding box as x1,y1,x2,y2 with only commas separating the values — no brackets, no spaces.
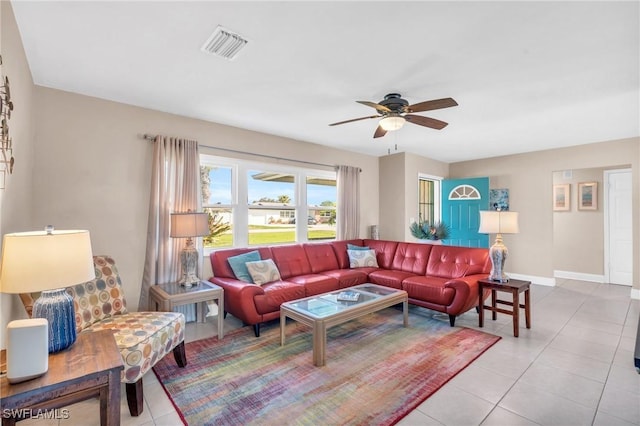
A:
32,288,77,353
179,245,200,288
488,234,510,283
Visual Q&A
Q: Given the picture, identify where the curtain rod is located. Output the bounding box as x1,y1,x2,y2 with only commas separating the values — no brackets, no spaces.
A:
142,133,360,171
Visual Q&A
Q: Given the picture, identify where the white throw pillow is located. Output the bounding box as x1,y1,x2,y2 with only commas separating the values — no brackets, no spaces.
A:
245,259,282,285
347,249,379,268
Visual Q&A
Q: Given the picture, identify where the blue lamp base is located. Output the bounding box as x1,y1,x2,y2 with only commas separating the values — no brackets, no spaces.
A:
32,288,77,353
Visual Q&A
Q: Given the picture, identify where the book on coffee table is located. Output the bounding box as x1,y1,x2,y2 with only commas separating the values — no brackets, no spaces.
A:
337,290,360,302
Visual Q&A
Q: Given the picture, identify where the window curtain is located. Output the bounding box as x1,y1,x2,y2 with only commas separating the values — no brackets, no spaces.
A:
336,165,360,240
138,136,202,315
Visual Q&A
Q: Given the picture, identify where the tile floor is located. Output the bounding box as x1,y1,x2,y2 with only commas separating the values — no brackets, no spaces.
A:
21,278,640,425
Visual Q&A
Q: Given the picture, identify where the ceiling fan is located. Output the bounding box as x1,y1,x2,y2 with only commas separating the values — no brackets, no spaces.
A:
329,93,458,138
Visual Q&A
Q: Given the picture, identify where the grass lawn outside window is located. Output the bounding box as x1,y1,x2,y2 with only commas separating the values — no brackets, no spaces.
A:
206,226,336,248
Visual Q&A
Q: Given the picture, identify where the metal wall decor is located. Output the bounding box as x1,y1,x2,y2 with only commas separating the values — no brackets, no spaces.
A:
1,54,15,188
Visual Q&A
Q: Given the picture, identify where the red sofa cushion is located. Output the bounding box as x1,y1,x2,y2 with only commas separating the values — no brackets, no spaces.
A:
368,269,416,290
319,269,368,289
288,274,339,296
271,245,312,279
253,281,306,315
426,245,489,279
401,275,455,306
304,243,340,273
363,239,399,269
390,242,433,274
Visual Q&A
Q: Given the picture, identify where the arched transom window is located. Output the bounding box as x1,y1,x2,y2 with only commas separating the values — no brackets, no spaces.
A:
448,184,481,200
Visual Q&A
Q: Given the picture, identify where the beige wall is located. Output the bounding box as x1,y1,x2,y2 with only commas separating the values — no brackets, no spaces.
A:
379,153,405,241
404,152,449,241
552,167,607,275
379,152,449,241
0,1,37,350
450,138,640,291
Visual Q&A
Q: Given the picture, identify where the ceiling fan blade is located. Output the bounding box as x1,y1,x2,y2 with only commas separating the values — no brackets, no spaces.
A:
373,125,387,138
405,114,448,130
357,100,392,113
406,97,458,113
329,115,379,126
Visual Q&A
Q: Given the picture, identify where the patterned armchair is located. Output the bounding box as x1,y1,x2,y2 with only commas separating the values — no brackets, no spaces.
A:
19,255,186,417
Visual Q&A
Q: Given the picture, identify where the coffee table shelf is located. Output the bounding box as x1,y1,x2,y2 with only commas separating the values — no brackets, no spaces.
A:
280,284,408,366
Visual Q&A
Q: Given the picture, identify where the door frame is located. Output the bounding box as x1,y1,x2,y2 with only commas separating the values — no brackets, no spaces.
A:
604,168,632,285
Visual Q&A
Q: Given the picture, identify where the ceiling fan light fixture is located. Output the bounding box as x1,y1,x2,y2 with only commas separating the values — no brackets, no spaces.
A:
379,115,406,131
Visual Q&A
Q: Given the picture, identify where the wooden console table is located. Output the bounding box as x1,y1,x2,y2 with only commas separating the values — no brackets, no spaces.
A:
0,330,123,426
478,278,531,337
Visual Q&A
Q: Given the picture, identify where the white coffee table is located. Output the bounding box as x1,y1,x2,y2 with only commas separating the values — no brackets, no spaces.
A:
280,284,408,366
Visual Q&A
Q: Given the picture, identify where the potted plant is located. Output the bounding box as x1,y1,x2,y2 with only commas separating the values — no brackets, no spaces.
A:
409,220,450,242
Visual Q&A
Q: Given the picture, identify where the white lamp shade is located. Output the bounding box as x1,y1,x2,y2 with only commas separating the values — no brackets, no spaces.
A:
0,230,95,294
379,115,406,131
478,211,519,234
170,212,209,238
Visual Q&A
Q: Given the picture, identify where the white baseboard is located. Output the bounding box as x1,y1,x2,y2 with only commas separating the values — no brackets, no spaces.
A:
508,273,556,287
554,270,605,283
555,270,639,299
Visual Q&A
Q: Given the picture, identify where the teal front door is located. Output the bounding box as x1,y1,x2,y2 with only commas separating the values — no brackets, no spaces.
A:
441,177,489,248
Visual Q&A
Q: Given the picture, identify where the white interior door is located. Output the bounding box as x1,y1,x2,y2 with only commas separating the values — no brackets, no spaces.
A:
605,169,632,286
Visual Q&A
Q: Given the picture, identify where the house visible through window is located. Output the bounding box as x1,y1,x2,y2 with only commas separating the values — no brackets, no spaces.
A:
201,155,337,249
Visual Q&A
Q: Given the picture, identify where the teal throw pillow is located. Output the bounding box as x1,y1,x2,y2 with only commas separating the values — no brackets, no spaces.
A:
227,250,261,283
347,243,370,251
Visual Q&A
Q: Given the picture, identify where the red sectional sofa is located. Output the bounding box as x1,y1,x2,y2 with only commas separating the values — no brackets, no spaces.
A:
209,239,491,336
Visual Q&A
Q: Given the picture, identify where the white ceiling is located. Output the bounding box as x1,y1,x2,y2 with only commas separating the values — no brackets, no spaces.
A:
11,1,640,163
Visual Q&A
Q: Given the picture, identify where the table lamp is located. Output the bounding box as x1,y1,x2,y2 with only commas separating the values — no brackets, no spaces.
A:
478,210,519,282
0,227,94,353
170,212,209,287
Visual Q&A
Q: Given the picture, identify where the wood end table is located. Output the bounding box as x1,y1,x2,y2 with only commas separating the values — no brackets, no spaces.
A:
149,280,224,339
478,278,531,337
0,330,123,426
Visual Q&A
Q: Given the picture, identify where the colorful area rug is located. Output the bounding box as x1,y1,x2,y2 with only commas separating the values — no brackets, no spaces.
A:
153,307,500,426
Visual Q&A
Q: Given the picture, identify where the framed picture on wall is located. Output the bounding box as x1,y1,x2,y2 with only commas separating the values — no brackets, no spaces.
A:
489,188,509,211
553,183,570,211
578,182,597,210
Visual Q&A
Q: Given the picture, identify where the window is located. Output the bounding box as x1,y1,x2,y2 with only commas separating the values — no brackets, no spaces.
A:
418,174,442,223
201,165,234,248
307,175,337,240
247,170,296,245
448,184,480,200
201,154,337,250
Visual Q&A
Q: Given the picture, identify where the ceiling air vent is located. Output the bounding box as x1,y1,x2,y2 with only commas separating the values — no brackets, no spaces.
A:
201,26,248,60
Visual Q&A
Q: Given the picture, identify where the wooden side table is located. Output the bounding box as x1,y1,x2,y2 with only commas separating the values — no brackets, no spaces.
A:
0,330,123,426
478,278,531,337
149,280,224,339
